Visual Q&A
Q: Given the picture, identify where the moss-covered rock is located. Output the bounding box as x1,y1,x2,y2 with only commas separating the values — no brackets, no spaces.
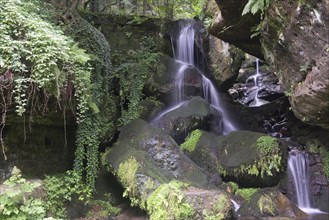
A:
104,119,238,218
238,188,307,218
152,96,221,143
104,119,212,206
147,180,234,220
182,130,288,187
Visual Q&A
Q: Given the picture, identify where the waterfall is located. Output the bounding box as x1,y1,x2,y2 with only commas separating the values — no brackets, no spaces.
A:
288,150,325,214
230,199,240,212
288,150,311,208
153,21,237,134
248,58,268,107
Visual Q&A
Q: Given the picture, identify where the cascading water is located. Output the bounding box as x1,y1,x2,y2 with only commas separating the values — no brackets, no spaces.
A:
153,21,237,134
248,58,268,107
288,149,325,214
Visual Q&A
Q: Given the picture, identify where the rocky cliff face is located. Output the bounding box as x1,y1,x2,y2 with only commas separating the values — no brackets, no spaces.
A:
206,0,329,130
261,0,329,129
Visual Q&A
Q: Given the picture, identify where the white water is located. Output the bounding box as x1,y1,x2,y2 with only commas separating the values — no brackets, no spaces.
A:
248,58,268,107
288,150,325,214
230,199,241,212
153,21,237,134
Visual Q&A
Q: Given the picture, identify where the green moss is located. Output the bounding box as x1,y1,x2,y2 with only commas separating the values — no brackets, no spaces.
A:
236,188,258,202
147,180,195,220
258,194,275,216
256,136,279,154
117,156,139,205
180,129,202,152
203,194,231,220
228,182,239,194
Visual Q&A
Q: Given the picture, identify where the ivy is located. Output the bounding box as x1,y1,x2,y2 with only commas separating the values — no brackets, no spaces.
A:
114,36,161,125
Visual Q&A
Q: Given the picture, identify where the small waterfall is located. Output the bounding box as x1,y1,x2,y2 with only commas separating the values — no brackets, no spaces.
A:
288,150,325,214
153,21,237,134
288,150,311,208
230,199,241,212
248,58,268,107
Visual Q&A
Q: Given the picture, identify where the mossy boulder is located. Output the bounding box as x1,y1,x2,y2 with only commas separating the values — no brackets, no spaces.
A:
152,96,221,143
104,119,237,218
181,130,288,187
237,188,307,218
146,180,234,220
104,119,212,207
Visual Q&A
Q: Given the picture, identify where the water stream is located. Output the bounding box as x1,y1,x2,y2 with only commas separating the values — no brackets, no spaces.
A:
288,149,325,214
247,58,269,107
152,21,237,134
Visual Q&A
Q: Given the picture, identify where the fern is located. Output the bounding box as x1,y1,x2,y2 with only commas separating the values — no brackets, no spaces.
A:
242,0,271,16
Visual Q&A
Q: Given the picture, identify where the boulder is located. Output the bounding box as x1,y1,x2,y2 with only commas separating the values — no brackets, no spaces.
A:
238,188,307,218
144,55,180,104
206,0,263,58
104,119,235,219
261,0,329,129
181,130,288,187
151,96,222,143
206,35,243,90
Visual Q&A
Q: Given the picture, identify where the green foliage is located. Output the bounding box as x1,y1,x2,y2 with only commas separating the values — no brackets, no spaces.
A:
117,157,139,206
220,136,282,178
147,180,195,220
0,167,46,220
242,0,271,38
256,136,278,154
0,0,92,120
180,129,202,152
114,36,160,125
203,194,231,220
87,197,121,219
44,170,92,219
242,0,271,17
236,188,258,202
258,194,275,215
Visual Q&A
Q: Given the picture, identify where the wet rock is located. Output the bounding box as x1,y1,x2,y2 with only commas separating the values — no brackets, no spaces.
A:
229,57,284,107
238,188,307,218
205,35,243,90
182,130,288,188
144,55,180,104
152,96,222,143
104,119,236,219
315,189,329,212
206,0,263,58
261,0,329,129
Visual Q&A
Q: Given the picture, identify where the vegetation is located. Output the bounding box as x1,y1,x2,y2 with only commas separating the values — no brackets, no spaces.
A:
180,129,202,152
236,188,258,202
147,180,195,220
258,194,275,216
203,194,231,220
117,157,140,206
0,167,46,219
242,0,272,38
113,36,161,125
44,170,92,219
217,136,283,178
